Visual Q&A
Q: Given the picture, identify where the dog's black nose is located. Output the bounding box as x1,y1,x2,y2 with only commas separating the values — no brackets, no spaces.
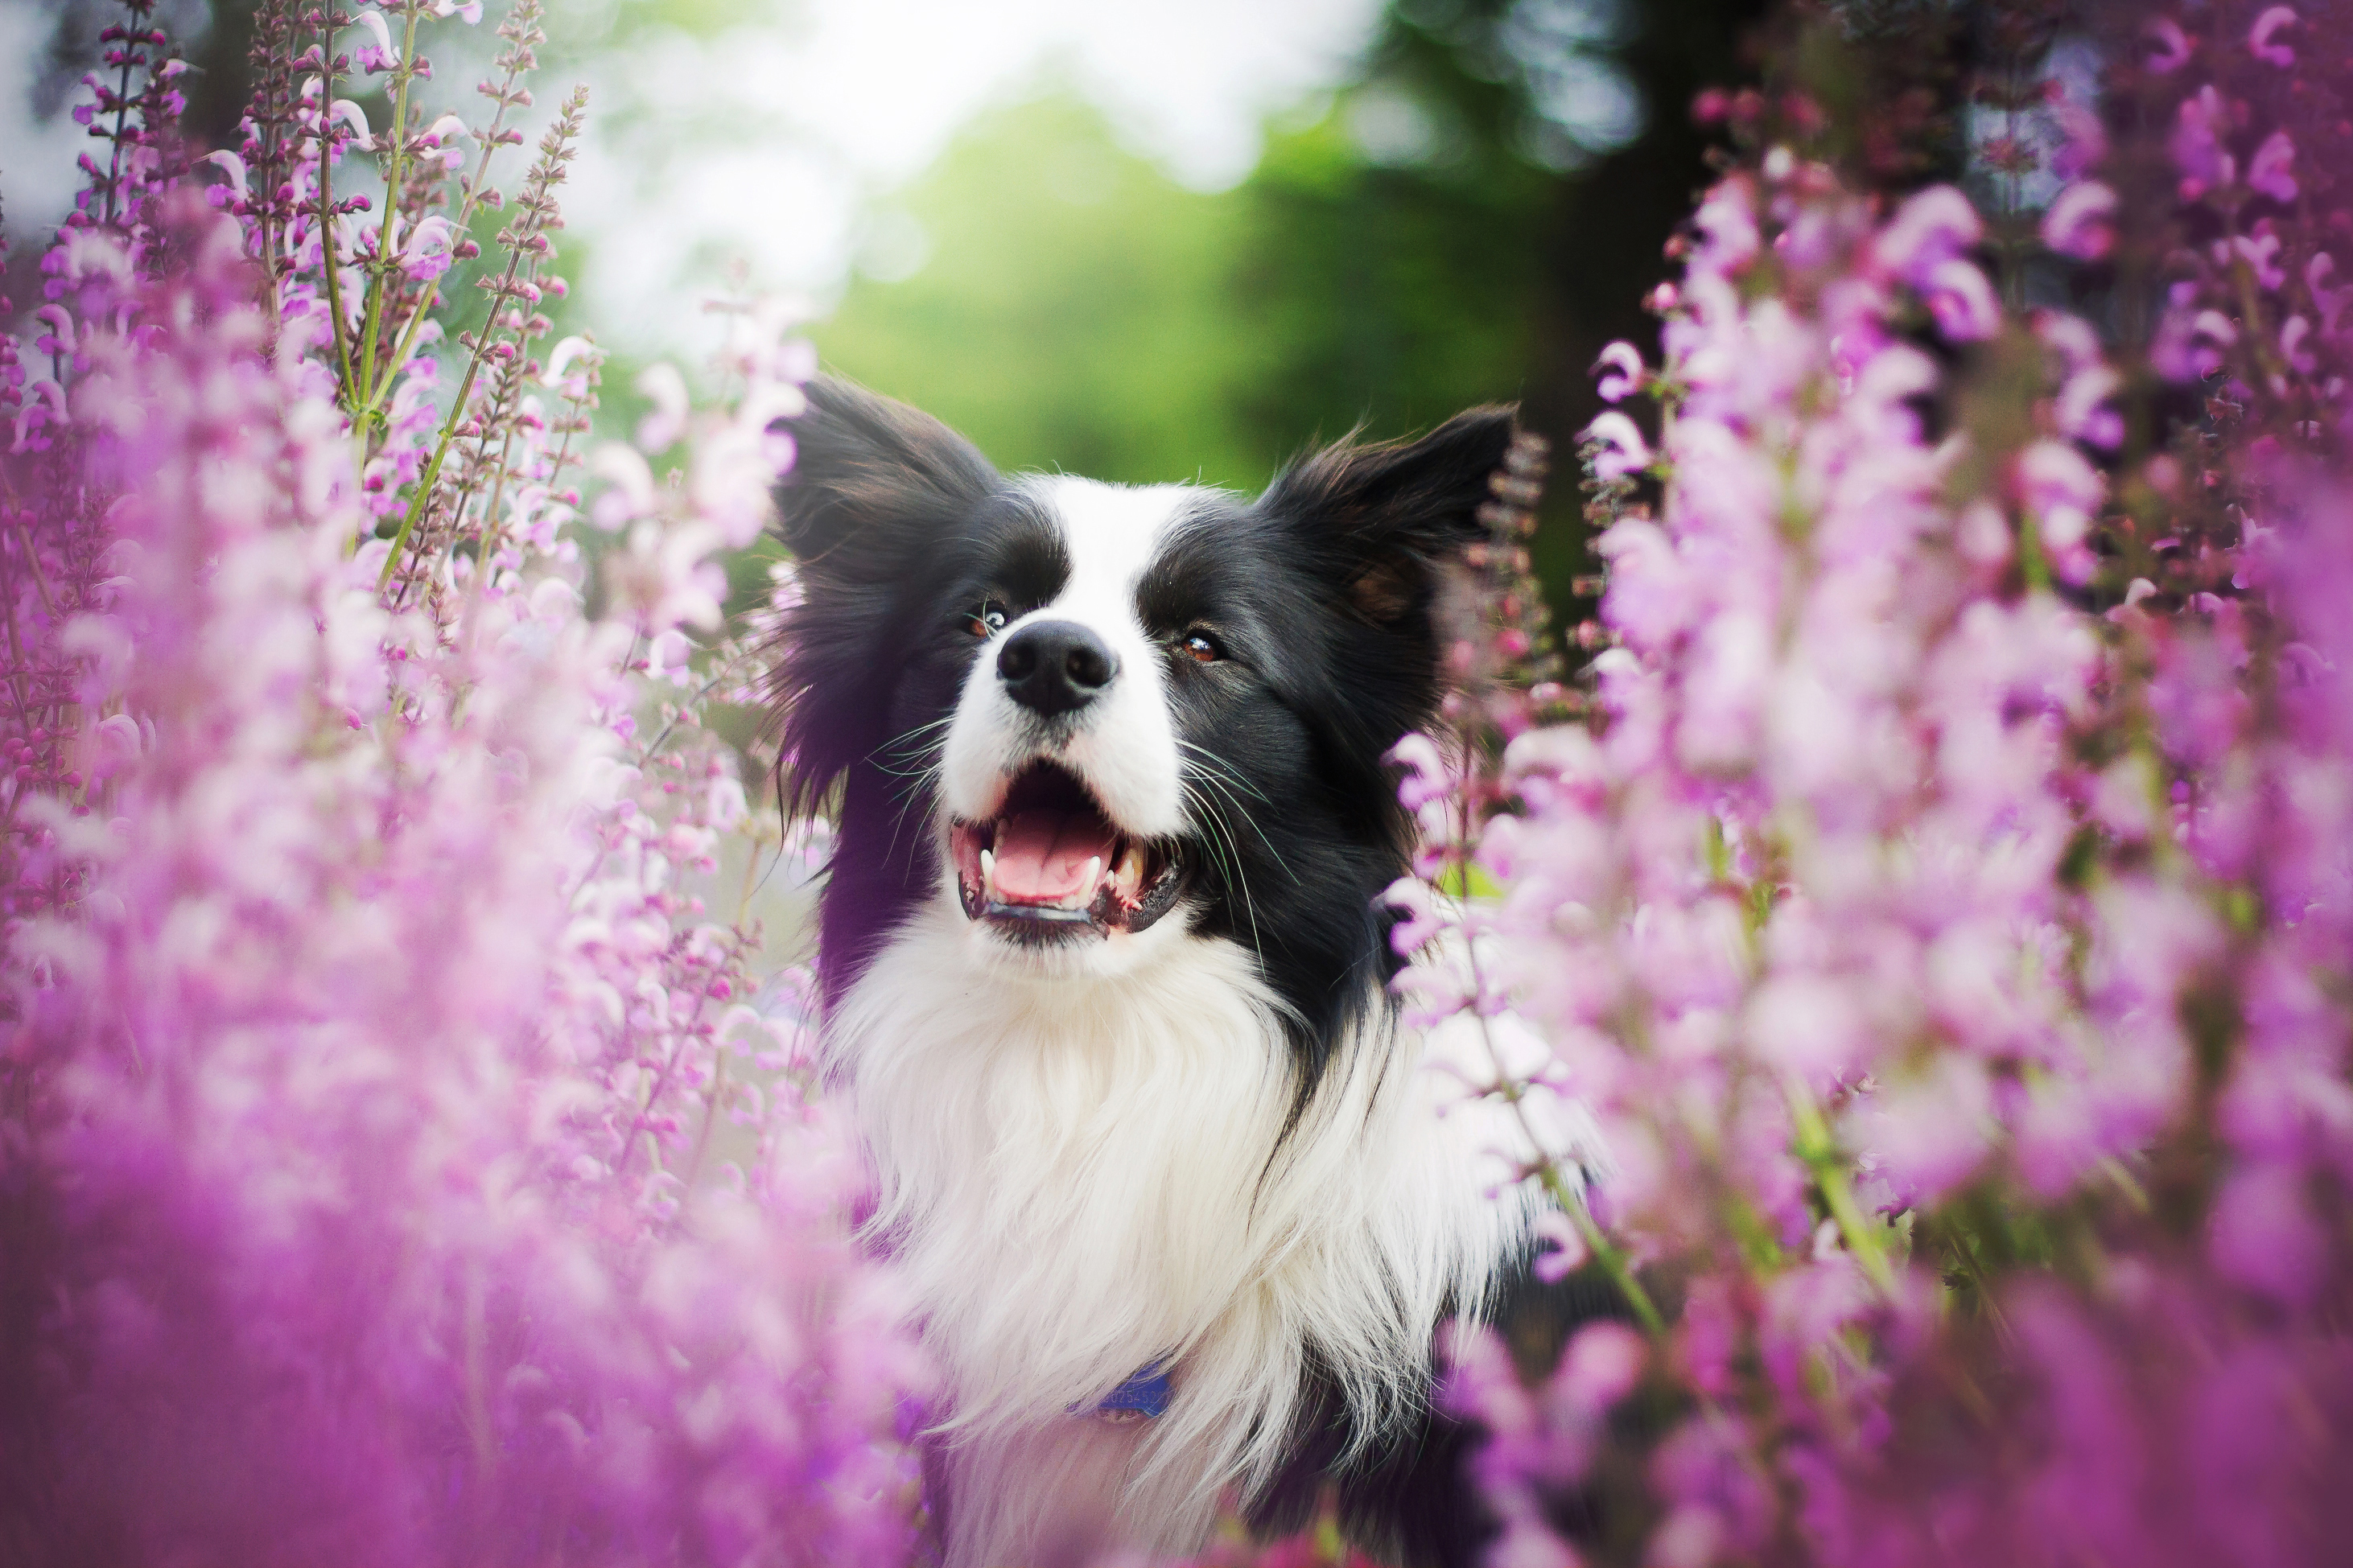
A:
997,620,1118,717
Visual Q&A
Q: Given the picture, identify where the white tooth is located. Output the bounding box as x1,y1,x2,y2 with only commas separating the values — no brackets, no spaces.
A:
979,847,997,900
1117,844,1147,893
1078,855,1103,906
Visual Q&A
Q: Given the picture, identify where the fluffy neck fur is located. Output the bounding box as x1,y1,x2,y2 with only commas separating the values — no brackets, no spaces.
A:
825,899,1534,1566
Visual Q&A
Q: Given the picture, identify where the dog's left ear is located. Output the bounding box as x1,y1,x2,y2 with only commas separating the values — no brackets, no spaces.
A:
1258,405,1519,626
768,377,999,820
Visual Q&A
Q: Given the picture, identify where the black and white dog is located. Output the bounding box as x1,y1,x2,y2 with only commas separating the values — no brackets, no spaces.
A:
771,379,1560,1567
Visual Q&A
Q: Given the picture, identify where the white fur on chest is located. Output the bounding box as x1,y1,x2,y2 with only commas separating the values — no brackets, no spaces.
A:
826,903,1537,1566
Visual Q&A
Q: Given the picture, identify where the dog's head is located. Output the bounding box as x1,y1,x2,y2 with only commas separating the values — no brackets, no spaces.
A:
770,377,1514,1043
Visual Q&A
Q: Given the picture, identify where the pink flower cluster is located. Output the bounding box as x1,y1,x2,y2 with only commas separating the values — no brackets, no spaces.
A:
1404,4,2353,1565
1,3,921,1562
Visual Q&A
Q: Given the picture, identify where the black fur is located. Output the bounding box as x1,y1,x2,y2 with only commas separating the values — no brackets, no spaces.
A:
1244,1250,1649,1568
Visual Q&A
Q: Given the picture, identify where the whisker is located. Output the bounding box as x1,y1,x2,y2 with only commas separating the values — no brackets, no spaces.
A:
882,788,931,875
1178,742,1301,887
880,715,958,762
868,719,953,873
1182,778,1268,965
1176,739,1270,804
1187,765,1301,888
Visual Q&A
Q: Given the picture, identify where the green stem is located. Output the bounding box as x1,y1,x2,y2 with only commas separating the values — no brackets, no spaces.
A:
2017,512,2052,592
103,47,136,226
1783,1074,1898,1295
360,43,527,421
377,235,534,591
1452,697,1666,1340
317,20,356,405
1545,1151,1667,1336
364,265,456,421
356,2,427,410
455,391,525,625
377,349,484,589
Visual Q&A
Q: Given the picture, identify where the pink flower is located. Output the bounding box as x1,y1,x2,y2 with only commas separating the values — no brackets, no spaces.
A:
1923,257,2001,340
1528,1208,1590,1281
2050,94,2108,180
349,8,398,71
325,97,374,150
2042,179,2117,261
635,361,690,451
2248,130,2298,203
2170,86,2232,196
2234,228,2287,290
1593,340,1647,403
2209,1163,2325,1307
2145,16,2192,72
2152,307,2240,380
1584,410,1654,479
1595,519,1692,652
1848,1056,1995,1206
2308,253,2351,335
1555,1321,1646,1413
1689,176,1762,278
200,148,249,204
2248,6,2299,68
0,40,916,1558
2055,363,2125,447
1873,184,1983,286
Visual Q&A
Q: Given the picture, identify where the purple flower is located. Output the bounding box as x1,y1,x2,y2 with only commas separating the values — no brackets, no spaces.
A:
349,8,398,72
2248,6,2300,68
2209,1163,2326,1307
1593,340,1647,403
1923,257,2001,340
2248,130,2298,204
1583,409,1654,479
0,21,925,1560
2235,228,2288,290
2170,86,2232,197
1873,185,1982,286
1391,23,2353,1556
2043,179,2118,261
2145,16,2192,73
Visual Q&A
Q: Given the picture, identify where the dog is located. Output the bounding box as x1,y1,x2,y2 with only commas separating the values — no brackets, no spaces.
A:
770,377,1571,1567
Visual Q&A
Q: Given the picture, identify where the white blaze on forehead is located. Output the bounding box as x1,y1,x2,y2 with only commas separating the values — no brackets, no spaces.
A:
937,476,1197,845
1024,475,1194,612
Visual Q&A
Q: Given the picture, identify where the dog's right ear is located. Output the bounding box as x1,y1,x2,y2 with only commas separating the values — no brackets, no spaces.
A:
776,375,998,572
769,376,997,818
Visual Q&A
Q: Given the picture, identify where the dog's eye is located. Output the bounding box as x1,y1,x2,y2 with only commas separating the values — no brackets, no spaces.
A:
965,601,1008,640
1181,629,1222,665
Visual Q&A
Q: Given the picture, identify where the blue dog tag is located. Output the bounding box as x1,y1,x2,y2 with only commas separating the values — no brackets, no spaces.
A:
1094,1360,1172,1421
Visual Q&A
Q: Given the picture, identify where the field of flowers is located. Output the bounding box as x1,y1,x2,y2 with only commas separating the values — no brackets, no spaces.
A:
1,0,2347,1565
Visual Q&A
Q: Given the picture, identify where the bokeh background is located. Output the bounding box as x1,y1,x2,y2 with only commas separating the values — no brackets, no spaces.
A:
2,0,1765,619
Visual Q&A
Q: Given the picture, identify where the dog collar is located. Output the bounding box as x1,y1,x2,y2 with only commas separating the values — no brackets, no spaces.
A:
1093,1360,1172,1422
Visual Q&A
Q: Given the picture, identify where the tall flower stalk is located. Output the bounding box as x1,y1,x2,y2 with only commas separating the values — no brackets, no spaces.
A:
1396,4,2353,1564
1,2,922,1562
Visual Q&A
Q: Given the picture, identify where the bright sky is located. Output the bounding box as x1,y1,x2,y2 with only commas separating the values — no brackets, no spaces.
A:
0,0,1387,349
562,0,1387,348
0,2,92,231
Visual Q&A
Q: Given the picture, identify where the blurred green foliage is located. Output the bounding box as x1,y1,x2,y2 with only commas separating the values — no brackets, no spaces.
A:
816,98,1263,489
816,0,1769,620
814,91,1551,494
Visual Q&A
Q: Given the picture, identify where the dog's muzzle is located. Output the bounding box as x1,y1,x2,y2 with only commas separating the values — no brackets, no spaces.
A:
949,761,1188,943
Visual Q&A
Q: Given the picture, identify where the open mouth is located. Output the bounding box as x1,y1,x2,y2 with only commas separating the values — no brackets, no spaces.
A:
949,762,1188,940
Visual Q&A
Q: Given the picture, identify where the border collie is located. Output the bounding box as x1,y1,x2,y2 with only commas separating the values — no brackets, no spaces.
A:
771,378,1560,1567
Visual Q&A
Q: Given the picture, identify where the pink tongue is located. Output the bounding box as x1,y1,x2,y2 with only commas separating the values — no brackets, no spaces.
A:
992,809,1117,903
